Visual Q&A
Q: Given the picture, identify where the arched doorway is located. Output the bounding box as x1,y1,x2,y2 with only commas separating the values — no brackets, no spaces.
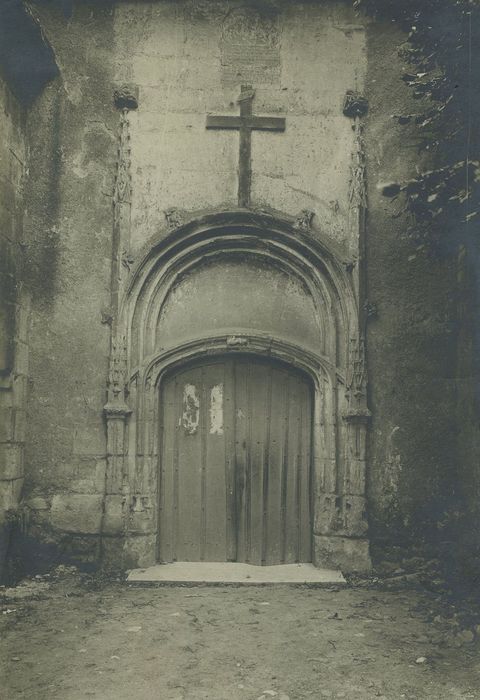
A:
103,210,371,573
158,355,313,565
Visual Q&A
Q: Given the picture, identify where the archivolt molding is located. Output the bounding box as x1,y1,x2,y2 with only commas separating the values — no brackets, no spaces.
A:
119,210,358,377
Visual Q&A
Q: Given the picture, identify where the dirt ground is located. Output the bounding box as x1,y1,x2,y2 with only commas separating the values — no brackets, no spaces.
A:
1,569,480,700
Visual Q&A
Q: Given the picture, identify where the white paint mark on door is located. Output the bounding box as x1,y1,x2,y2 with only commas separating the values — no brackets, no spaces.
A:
210,384,224,435
182,383,200,434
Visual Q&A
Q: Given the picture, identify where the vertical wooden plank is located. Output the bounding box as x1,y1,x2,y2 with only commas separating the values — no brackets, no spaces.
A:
200,366,207,561
204,362,228,560
176,367,202,560
248,362,267,565
284,372,300,563
158,375,175,562
225,359,236,561
261,365,273,565
265,367,287,565
234,360,248,563
296,378,303,562
172,376,180,560
280,370,290,564
299,377,313,561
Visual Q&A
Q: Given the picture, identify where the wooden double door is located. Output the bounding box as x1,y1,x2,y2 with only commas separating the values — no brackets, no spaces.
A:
158,356,313,565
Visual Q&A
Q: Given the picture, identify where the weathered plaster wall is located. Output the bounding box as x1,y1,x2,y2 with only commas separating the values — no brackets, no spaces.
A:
154,258,321,354
113,0,367,253
364,21,461,551
18,3,116,568
0,75,28,578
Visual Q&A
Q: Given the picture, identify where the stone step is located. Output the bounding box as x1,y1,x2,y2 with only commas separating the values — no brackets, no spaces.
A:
126,562,346,586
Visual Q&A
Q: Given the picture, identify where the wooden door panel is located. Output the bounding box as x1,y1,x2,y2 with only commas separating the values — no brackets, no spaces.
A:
159,357,312,565
203,363,228,561
233,360,248,563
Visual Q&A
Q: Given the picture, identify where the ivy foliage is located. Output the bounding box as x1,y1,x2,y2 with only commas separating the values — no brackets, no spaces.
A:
355,0,480,248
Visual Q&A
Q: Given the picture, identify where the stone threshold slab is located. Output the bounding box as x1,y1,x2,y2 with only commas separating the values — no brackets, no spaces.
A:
127,562,346,586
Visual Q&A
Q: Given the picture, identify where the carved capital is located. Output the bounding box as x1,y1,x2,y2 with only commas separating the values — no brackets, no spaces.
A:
342,407,371,422
104,402,132,418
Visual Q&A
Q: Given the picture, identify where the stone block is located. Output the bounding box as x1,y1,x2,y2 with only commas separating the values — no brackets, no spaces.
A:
0,406,14,442
0,443,24,480
123,534,157,569
11,374,28,404
73,419,106,456
103,494,127,535
344,458,366,495
128,505,156,535
101,536,127,570
13,339,28,375
26,496,49,511
13,408,26,442
14,302,30,343
50,494,103,534
0,477,23,515
314,492,339,535
341,495,368,537
313,534,372,574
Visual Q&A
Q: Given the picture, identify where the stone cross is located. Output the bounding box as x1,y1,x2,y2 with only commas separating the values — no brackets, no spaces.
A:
206,85,286,207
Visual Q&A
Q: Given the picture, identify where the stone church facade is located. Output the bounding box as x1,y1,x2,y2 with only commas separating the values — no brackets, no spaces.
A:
1,0,478,578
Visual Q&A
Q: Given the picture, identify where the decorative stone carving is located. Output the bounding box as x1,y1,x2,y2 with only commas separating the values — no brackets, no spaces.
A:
113,110,131,207
343,90,368,118
363,300,378,319
121,250,134,272
226,335,249,347
344,335,369,417
105,336,129,408
293,209,315,232
164,207,185,230
113,84,139,111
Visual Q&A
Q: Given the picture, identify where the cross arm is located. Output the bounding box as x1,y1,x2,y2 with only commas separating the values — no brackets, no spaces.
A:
206,115,286,131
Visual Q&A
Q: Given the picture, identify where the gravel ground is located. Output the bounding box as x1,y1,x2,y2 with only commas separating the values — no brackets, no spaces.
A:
1,569,479,700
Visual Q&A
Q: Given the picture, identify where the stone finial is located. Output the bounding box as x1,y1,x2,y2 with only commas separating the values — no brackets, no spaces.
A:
114,85,139,111
343,91,368,118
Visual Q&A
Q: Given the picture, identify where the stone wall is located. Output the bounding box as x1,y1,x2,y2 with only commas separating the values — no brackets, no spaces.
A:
0,75,28,579
18,3,116,569
0,0,476,575
364,20,473,556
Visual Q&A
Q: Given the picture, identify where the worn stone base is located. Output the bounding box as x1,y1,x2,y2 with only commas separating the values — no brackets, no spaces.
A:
101,534,157,571
313,535,372,574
